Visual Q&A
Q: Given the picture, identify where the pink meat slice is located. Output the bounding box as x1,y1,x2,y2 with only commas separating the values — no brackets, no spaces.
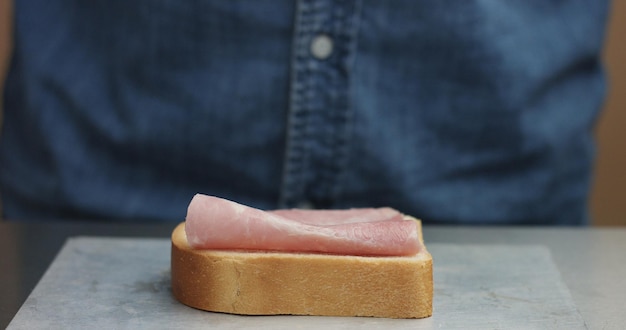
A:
269,208,404,225
185,194,421,256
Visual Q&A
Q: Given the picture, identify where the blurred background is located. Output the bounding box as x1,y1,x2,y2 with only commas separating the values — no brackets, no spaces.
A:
0,1,624,225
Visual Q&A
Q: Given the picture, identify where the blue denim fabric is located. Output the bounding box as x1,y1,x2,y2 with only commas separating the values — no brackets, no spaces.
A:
1,0,609,225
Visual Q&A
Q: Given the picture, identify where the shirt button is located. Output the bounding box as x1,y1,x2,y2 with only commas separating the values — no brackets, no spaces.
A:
310,34,333,60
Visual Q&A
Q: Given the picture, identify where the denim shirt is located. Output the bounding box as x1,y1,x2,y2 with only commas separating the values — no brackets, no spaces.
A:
1,1,609,225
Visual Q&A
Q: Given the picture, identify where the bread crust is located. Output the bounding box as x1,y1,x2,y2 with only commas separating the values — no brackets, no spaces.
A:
171,220,433,318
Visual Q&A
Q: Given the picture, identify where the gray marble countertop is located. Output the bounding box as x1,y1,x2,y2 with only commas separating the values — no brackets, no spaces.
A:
1,222,625,329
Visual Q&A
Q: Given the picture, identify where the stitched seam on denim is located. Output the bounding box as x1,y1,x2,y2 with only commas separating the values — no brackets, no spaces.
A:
326,0,361,204
279,0,317,207
304,0,338,206
305,0,359,206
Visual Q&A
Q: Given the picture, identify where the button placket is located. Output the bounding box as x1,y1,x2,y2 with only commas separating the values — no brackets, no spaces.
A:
280,0,361,209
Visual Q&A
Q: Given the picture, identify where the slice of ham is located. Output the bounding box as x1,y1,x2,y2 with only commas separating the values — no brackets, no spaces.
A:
268,207,404,225
185,194,421,256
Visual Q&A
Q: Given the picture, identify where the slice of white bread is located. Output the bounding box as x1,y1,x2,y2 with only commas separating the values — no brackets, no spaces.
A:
170,218,433,318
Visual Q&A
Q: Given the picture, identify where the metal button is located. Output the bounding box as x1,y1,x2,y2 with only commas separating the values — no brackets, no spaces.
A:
310,34,333,60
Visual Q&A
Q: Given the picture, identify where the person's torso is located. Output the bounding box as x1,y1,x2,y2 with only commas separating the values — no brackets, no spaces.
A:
1,0,609,224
